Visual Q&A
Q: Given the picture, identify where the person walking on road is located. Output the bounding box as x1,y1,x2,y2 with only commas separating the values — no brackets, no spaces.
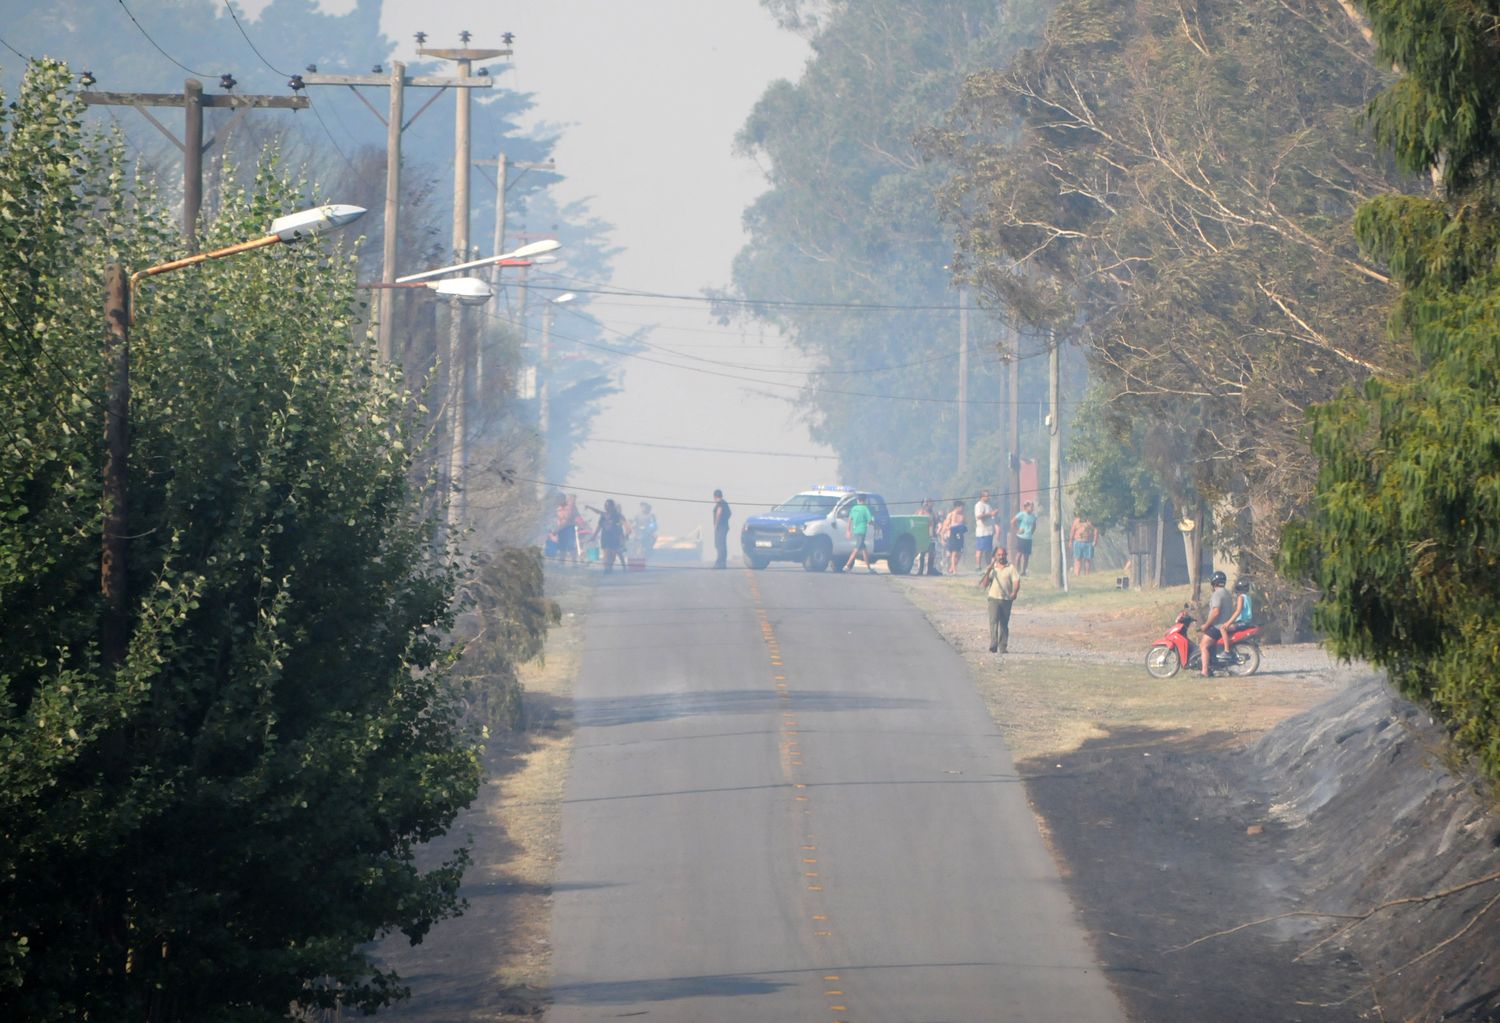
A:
974,489,996,571
980,546,1022,653
712,489,732,568
1011,501,1037,577
843,493,876,573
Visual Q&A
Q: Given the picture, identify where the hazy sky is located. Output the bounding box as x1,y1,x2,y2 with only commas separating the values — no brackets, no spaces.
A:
373,0,831,540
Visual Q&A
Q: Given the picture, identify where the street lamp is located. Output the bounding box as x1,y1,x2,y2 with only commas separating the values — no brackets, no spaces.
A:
393,238,561,284
359,275,494,305
102,203,366,669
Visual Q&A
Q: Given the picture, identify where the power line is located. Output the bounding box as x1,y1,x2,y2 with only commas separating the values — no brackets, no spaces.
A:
114,0,211,77
221,0,291,78
480,473,1085,511
585,437,837,460
528,315,1066,407
0,33,31,62
532,277,992,315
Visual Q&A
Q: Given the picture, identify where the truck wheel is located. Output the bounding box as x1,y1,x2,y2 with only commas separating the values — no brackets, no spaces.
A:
743,553,769,570
888,536,915,575
802,538,831,573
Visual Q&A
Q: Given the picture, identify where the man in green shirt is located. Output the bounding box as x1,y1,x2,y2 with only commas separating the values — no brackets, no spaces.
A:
843,494,876,573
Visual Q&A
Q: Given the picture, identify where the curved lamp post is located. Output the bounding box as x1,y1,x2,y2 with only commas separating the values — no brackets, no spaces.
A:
102,203,367,668
393,238,560,284
359,275,494,305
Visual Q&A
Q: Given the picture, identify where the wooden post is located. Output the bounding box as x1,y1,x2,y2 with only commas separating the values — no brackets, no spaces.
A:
102,264,130,670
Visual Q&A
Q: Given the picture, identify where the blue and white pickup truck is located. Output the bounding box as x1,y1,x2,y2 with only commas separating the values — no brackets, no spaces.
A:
739,486,926,574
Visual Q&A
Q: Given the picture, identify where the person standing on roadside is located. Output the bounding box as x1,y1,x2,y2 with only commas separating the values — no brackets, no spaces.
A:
596,499,629,574
712,489,732,568
974,489,996,571
942,500,967,575
1071,514,1097,576
843,493,876,573
980,546,1022,653
916,498,940,576
1011,500,1037,577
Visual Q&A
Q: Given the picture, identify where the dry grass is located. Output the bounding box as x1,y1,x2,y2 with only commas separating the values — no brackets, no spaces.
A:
897,570,1341,763
485,571,591,1006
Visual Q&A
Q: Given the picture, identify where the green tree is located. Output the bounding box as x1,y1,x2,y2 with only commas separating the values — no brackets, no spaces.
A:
1282,0,1500,777
730,0,1051,501
926,0,1413,576
0,61,479,1019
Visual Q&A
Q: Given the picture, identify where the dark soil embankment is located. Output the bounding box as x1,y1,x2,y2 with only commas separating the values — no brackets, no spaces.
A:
1025,677,1500,1023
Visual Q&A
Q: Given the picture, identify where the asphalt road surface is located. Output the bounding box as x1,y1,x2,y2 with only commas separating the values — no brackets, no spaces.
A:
549,564,1125,1023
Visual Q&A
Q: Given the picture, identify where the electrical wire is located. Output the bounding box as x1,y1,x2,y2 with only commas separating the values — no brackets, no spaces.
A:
476,473,1086,511
526,315,1068,407
221,0,292,77
583,437,837,460
0,33,32,62
115,0,211,77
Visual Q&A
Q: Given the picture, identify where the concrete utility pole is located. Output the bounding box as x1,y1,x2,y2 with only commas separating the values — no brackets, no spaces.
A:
474,151,556,386
299,61,495,362
420,34,510,528
957,286,969,475
1048,328,1064,588
82,79,308,248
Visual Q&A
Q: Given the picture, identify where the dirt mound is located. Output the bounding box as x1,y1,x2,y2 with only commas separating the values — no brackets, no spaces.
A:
1022,674,1500,1022
1248,677,1500,1022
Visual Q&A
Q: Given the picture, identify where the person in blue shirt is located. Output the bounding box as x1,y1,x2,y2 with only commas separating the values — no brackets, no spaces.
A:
1011,501,1037,577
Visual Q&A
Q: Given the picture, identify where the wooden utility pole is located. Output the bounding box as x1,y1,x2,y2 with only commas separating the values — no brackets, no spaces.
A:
1048,329,1064,588
299,64,495,362
83,80,308,247
957,286,969,475
101,265,131,671
420,36,510,529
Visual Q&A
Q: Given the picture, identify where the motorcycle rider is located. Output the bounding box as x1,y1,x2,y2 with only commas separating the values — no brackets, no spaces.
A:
1226,576,1253,662
1198,570,1232,677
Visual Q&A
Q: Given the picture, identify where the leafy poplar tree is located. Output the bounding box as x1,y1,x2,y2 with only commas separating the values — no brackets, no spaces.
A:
1282,0,1500,777
0,60,479,1019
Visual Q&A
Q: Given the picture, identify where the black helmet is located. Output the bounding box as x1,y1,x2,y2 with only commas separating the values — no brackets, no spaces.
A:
1234,577,1250,593
1210,570,1227,586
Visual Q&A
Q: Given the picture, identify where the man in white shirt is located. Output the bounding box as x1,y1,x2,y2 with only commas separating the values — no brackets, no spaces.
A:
973,490,995,571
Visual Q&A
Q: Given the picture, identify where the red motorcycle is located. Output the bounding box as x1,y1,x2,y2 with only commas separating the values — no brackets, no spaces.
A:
1145,606,1262,678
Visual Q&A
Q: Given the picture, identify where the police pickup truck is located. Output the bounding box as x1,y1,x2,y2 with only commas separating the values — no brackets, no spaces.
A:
739,486,929,574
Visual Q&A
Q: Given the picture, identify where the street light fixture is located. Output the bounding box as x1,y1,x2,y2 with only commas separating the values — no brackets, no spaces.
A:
359,275,494,306
102,203,367,668
537,291,576,446
394,238,561,284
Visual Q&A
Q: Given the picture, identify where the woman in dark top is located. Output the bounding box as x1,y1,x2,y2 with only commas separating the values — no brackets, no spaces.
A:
597,499,629,573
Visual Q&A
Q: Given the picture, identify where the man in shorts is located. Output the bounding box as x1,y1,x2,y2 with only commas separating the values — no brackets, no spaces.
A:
1011,501,1037,577
843,493,876,573
973,489,995,571
1199,571,1232,677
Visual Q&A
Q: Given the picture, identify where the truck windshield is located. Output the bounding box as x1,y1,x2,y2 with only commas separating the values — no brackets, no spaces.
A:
770,494,840,515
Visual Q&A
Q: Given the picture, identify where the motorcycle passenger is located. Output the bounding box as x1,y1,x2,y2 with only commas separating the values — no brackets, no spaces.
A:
1226,577,1253,662
1199,570,1232,677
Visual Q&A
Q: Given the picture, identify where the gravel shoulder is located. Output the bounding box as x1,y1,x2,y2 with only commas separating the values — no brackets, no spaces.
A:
894,569,1500,1023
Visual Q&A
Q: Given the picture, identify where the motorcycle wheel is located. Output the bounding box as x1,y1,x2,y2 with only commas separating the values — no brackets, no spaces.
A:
1225,643,1262,677
1145,645,1181,679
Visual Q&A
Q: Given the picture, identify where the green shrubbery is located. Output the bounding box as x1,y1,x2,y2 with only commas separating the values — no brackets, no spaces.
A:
1282,0,1500,780
0,61,481,1019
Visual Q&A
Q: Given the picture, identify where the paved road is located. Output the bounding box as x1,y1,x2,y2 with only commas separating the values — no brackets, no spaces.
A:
549,564,1124,1023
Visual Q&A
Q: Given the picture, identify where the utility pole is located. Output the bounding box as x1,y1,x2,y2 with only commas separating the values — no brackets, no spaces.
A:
957,286,969,475
474,151,556,387
1048,328,1064,588
421,33,511,529
299,58,495,362
82,79,308,248
102,265,130,671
